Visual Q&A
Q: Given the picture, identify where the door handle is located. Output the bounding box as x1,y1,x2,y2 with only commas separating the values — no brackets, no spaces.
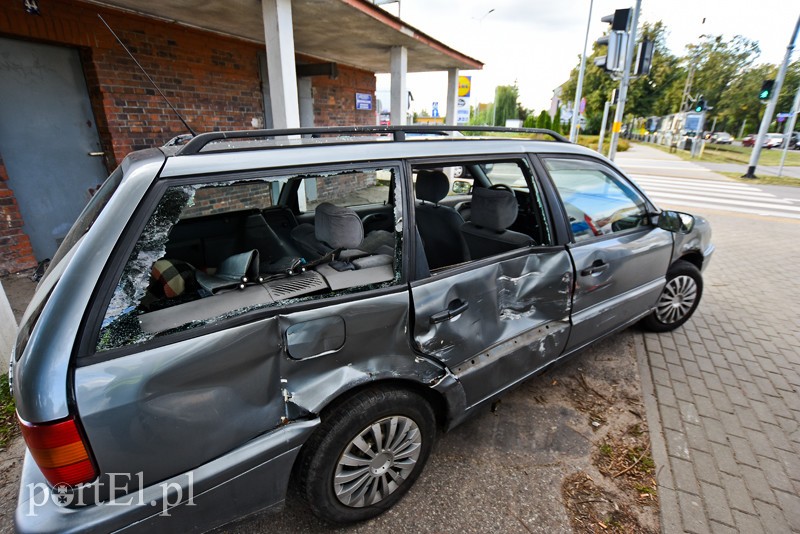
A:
88,152,105,157
430,299,469,324
580,260,608,276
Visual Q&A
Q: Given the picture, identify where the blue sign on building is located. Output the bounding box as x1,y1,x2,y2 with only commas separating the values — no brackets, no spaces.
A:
355,93,373,111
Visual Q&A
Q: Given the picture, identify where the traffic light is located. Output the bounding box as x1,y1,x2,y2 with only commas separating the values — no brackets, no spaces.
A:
603,8,632,31
634,39,655,76
611,88,619,105
694,96,706,112
595,9,631,73
759,79,774,101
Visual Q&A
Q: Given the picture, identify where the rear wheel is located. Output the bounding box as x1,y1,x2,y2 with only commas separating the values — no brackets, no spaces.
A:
641,260,703,332
296,388,436,524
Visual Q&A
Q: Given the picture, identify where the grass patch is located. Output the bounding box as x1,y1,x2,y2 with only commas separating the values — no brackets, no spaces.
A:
642,140,800,166
1,378,18,449
576,135,629,153
717,171,800,187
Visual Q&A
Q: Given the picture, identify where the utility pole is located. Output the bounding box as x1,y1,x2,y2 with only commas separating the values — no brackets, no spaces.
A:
608,0,642,161
571,0,594,143
679,64,696,112
678,19,705,113
744,13,800,178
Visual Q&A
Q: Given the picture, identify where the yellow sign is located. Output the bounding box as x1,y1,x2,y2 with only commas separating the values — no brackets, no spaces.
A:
612,121,622,133
458,76,471,98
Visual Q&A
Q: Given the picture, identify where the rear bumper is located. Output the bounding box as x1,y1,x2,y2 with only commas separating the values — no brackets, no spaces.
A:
15,419,318,534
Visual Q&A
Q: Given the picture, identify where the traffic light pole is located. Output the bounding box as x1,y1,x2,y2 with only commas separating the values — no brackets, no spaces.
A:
598,100,611,153
607,0,642,161
744,14,800,178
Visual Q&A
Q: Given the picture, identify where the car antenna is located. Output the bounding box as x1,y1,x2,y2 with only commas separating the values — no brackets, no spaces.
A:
98,14,197,137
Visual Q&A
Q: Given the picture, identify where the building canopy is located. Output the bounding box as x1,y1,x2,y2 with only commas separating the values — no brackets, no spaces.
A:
89,0,483,72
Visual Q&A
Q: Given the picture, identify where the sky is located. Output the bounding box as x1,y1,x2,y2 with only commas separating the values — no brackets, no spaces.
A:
375,0,800,117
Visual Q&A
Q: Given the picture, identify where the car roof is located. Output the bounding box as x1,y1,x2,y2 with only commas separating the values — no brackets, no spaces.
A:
158,126,597,179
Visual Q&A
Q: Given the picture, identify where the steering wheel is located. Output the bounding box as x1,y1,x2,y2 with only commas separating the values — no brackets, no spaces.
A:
361,213,387,231
489,183,513,193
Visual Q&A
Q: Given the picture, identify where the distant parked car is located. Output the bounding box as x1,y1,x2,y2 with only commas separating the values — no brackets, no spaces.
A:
764,133,786,149
789,131,800,150
710,132,733,144
742,133,787,149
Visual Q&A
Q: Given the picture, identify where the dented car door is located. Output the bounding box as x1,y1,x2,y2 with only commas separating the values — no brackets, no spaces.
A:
411,249,572,408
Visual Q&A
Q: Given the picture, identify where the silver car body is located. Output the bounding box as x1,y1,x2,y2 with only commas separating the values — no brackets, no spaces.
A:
12,130,713,533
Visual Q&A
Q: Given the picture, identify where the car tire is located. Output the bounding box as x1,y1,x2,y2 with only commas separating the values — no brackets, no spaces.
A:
641,260,703,332
296,387,436,524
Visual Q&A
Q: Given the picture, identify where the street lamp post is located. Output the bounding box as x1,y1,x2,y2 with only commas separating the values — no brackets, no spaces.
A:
570,0,594,143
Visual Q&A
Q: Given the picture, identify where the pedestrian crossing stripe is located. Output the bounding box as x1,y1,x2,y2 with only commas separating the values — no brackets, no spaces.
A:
627,174,800,220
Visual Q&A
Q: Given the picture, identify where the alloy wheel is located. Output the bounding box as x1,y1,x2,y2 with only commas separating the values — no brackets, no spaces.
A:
655,274,698,325
333,416,422,508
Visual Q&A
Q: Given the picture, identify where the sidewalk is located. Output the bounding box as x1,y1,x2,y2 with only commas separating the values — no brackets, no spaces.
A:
616,145,800,533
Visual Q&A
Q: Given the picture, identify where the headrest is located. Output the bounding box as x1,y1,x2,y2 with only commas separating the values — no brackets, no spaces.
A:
150,258,196,298
469,187,518,231
416,170,450,204
315,202,364,249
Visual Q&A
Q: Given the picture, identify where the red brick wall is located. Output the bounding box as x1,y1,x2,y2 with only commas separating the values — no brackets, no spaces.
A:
0,156,37,275
0,0,376,273
0,0,376,165
313,65,378,126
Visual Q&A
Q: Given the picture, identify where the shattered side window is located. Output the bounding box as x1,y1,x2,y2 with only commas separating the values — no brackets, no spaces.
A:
96,167,402,352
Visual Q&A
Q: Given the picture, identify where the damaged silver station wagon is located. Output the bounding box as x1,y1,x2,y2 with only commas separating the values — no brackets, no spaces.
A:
11,126,713,533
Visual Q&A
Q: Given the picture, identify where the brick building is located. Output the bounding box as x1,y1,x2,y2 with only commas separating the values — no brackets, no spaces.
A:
0,0,480,274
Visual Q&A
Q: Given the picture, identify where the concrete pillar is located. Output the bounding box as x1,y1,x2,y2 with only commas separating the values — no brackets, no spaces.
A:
446,68,458,126
262,0,300,129
390,46,407,126
1,281,17,366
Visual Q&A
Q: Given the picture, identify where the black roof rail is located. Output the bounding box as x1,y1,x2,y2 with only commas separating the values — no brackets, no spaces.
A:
177,125,569,156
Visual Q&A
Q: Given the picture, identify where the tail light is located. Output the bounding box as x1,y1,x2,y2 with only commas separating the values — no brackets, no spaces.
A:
18,414,98,487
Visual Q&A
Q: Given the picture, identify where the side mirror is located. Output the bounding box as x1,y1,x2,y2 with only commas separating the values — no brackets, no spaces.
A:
657,210,695,234
452,180,472,195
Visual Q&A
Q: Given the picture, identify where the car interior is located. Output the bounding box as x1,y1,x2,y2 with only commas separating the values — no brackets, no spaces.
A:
100,159,551,345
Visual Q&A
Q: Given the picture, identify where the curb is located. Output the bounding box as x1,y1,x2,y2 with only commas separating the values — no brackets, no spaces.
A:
634,331,681,534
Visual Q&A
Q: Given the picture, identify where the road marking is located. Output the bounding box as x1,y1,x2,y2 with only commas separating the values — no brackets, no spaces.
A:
629,174,757,191
632,179,781,200
649,198,800,220
645,191,800,212
641,186,788,204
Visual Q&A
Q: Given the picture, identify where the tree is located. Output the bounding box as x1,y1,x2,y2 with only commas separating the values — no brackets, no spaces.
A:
553,107,563,133
536,110,552,129
688,35,760,114
523,113,536,128
493,85,519,126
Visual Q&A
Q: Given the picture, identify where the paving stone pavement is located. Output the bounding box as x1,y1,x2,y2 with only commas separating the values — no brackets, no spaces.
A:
632,173,800,531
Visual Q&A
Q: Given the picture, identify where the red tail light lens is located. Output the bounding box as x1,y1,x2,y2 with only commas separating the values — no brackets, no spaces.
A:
18,414,98,487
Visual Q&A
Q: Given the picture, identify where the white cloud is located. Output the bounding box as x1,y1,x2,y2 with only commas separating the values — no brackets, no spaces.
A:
377,1,800,117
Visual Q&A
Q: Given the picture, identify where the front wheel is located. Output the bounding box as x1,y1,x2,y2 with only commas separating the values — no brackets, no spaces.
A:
296,388,436,524
641,260,703,332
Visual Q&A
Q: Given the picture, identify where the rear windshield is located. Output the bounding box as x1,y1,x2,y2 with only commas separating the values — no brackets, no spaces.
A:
47,167,123,272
